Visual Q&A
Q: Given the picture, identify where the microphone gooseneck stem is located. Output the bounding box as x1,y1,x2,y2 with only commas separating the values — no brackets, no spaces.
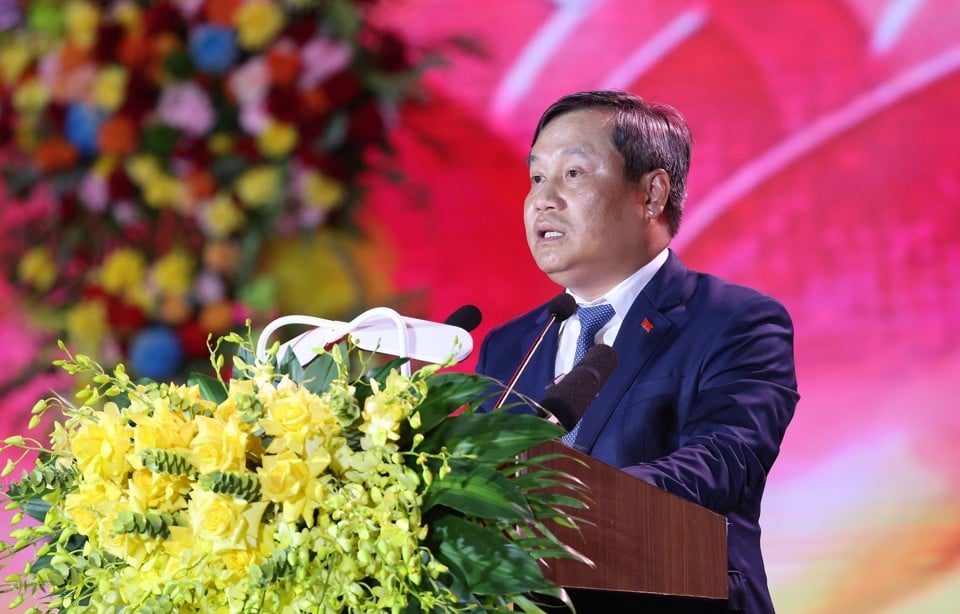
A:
492,314,558,410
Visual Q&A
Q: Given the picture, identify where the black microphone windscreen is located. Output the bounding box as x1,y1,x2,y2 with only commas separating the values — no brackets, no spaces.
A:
539,344,618,431
547,293,577,322
443,304,482,332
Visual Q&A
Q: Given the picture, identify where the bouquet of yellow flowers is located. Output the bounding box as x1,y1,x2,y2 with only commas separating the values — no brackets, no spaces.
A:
0,330,588,613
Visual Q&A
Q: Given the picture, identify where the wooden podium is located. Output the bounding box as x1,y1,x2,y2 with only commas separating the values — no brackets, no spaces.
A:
533,441,729,612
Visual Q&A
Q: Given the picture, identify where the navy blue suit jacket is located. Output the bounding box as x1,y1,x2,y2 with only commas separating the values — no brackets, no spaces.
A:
476,251,799,613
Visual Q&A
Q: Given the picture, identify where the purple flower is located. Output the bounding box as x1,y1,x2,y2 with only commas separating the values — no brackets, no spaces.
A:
299,38,352,89
190,25,238,75
157,82,215,137
78,172,109,212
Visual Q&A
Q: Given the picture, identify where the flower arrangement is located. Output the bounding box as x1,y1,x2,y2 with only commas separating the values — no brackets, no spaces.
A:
0,330,588,612
0,0,423,379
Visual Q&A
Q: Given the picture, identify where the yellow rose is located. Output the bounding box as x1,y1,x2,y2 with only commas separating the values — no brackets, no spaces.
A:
150,248,195,297
92,66,128,111
0,40,32,85
257,121,297,158
234,0,285,50
65,300,107,355
98,513,149,567
65,0,102,49
99,247,146,297
70,403,133,482
262,386,338,455
234,165,282,209
201,193,246,238
131,402,198,455
128,468,190,513
257,450,325,525
126,154,162,184
12,77,50,115
142,174,183,209
188,490,266,552
64,479,122,537
17,246,57,292
190,415,248,474
301,171,345,212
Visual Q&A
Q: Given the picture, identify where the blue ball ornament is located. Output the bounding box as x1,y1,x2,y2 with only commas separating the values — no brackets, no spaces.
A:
129,326,184,380
64,103,106,156
190,25,238,75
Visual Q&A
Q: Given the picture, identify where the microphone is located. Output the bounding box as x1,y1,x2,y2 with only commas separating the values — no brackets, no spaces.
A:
492,293,577,410
539,344,618,431
443,304,482,332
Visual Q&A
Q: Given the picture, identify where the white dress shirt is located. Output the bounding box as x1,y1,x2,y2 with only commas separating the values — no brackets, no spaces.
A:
554,248,669,378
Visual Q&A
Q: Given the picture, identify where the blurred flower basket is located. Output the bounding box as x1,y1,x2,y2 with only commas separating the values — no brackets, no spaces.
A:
0,0,425,380
0,331,589,612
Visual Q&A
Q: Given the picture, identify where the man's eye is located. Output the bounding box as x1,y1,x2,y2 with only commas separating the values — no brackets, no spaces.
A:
531,175,544,184
567,169,580,178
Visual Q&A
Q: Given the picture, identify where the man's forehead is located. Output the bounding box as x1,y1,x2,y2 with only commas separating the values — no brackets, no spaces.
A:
527,144,603,166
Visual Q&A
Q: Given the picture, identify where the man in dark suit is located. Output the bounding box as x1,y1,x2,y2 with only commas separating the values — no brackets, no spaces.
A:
476,91,799,613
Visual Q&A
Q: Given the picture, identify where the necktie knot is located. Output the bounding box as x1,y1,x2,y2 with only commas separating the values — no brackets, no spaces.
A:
574,303,615,364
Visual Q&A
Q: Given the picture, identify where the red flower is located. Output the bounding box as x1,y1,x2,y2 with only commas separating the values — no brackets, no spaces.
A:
321,71,361,108
142,1,186,37
266,44,301,88
107,168,136,201
346,101,384,145
106,296,147,338
176,319,211,360
282,19,317,46
120,72,157,123
265,85,299,123
92,23,124,64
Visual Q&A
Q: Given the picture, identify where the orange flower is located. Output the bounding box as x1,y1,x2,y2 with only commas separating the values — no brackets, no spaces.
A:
185,169,217,201
203,240,241,274
34,138,80,173
205,0,242,25
300,87,330,117
99,115,137,156
266,44,300,87
199,300,234,334
118,34,152,69
58,41,90,73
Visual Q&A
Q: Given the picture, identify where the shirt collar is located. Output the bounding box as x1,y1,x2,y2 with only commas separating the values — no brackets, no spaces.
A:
566,247,670,318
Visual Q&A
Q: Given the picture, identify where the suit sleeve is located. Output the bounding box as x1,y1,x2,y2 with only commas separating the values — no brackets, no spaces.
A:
622,295,799,516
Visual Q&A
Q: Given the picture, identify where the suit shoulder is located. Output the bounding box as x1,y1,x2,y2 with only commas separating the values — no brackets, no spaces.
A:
689,270,792,319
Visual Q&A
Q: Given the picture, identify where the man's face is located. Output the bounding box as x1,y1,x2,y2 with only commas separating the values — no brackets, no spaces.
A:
524,108,647,300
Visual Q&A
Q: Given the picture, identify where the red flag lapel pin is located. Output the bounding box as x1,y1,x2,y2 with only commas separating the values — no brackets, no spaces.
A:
641,318,654,333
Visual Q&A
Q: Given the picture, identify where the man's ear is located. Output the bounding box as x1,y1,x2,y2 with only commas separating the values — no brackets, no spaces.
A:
641,169,670,220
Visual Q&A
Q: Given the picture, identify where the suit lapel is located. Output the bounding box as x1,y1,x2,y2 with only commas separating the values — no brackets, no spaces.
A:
574,252,690,453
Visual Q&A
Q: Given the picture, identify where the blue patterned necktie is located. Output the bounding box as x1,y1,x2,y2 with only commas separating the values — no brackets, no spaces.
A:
560,303,615,446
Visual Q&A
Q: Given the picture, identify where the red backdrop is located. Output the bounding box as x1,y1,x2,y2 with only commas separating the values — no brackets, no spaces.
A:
363,1,960,612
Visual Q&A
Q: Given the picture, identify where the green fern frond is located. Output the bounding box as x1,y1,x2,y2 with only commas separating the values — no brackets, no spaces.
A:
112,510,184,539
141,449,198,479
199,471,261,502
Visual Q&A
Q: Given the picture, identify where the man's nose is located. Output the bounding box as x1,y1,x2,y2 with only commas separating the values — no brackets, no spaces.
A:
535,180,562,211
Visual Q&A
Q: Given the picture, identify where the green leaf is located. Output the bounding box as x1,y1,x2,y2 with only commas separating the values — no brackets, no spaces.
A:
24,498,51,523
300,353,339,395
430,515,553,596
421,411,563,463
414,373,494,436
186,373,228,404
423,458,532,521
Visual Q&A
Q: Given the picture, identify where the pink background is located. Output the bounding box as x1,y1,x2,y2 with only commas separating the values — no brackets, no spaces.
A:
3,1,960,611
